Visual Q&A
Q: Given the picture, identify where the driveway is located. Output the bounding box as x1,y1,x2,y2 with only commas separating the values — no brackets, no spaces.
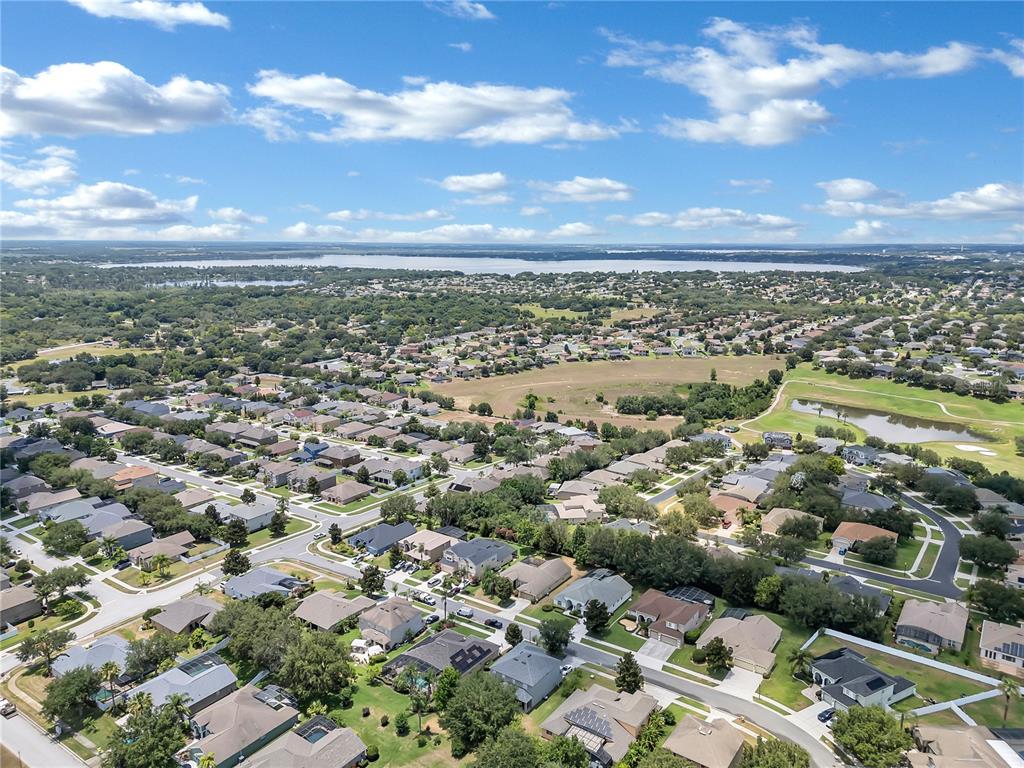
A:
715,666,763,698
638,638,676,663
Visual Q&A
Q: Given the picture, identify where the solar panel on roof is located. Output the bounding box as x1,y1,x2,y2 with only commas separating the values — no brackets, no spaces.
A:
565,707,613,740
720,607,750,620
665,585,715,606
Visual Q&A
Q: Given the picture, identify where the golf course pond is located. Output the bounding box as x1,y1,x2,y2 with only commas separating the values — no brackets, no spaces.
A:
790,399,990,444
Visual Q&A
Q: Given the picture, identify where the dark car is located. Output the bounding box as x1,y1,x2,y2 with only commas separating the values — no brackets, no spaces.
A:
425,614,440,625
114,559,132,571
816,708,836,723
484,618,502,629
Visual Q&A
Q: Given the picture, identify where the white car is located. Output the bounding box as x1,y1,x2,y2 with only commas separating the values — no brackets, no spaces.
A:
0,698,15,717
560,664,575,677
456,607,474,618
312,532,326,540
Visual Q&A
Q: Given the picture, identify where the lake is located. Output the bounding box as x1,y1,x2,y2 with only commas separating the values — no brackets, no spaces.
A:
790,399,989,443
103,253,863,274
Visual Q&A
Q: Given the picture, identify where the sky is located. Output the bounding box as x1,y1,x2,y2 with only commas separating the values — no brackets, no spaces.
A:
1,0,1022,245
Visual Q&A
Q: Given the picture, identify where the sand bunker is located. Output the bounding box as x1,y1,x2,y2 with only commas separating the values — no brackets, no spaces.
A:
955,444,997,456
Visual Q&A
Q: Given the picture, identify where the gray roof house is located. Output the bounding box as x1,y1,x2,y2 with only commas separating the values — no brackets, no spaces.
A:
348,521,417,555
293,591,375,632
0,584,43,626
150,596,223,635
186,685,299,768
555,569,632,614
490,642,562,711
383,628,498,680
541,686,658,767
246,716,366,768
503,558,571,602
212,499,275,533
441,537,515,579
126,652,237,714
53,635,130,678
811,647,916,711
358,597,424,650
222,566,310,600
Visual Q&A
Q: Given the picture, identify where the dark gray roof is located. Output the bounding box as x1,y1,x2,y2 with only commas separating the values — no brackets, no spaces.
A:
348,521,417,551
448,537,514,565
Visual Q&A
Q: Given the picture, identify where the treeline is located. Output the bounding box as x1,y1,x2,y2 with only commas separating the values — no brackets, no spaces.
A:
616,374,781,418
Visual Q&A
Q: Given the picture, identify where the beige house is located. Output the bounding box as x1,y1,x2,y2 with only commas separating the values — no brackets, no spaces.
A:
663,716,745,768
628,589,710,648
293,591,375,632
696,614,782,675
322,480,374,506
832,521,898,551
503,558,571,602
399,529,458,564
910,725,1016,768
760,507,821,536
978,620,1024,676
548,496,605,524
541,686,658,766
358,597,423,649
896,600,968,653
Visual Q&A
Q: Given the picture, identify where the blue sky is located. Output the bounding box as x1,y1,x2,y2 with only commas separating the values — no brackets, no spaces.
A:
1,0,1022,244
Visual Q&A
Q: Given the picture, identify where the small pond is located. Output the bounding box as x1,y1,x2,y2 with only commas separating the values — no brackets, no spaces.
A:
790,399,989,444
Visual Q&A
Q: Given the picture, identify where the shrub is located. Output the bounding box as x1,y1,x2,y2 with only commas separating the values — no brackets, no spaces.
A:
417,735,428,747
692,647,708,664
379,714,389,727
362,707,370,717
395,711,409,736
683,629,701,645
366,745,379,762
542,604,554,612
662,708,676,726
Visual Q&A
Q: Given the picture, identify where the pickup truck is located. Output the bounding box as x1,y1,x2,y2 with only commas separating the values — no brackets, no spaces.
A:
0,698,16,717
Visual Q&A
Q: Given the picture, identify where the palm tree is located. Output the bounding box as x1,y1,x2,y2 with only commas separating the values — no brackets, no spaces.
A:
100,536,119,559
197,753,217,768
788,648,814,680
1000,677,1021,726
194,580,212,596
98,661,121,712
151,553,171,579
165,693,192,729
126,691,153,719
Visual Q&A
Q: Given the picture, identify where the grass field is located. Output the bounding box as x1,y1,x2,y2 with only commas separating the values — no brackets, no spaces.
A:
739,366,1024,474
514,303,586,320
15,343,153,369
14,389,115,407
432,355,784,428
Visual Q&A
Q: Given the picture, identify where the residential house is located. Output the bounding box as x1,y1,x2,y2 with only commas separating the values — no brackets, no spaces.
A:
236,426,278,448
258,460,296,488
222,566,310,600
696,614,782,675
315,445,362,469
909,725,1017,768
895,600,969,653
490,642,562,711
383,628,498,680
186,685,299,768
978,620,1024,676
555,569,632,615
321,480,374,506
126,652,237,714
842,445,882,466
760,507,821,536
348,521,417,555
541,686,658,767
662,716,745,768
627,589,710,648
831,521,898,551
441,537,515,579
288,466,337,494
214,499,275,532
24,488,83,516
0,584,43,626
53,636,131,678
358,597,423,650
545,496,605,524
293,592,375,632
173,488,216,510
399,529,458,564
841,489,898,512
110,465,158,492
763,432,793,449
150,597,223,635
128,531,196,569
503,558,571,603
811,647,916,710
246,717,366,768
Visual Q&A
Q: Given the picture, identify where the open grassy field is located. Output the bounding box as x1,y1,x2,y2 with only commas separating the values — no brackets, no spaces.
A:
739,366,1024,473
432,355,784,428
514,303,587,320
16,344,153,369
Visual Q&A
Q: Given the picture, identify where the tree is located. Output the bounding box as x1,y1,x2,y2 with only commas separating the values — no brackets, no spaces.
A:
538,617,572,656
546,734,589,768
754,575,783,610
102,696,187,768
704,636,733,675
975,510,1012,539
328,522,342,545
150,553,171,578
960,535,1017,569
504,622,523,647
99,660,122,711
126,634,182,679
381,494,416,524
42,520,89,556
832,707,911,768
269,510,288,537
434,666,461,711
305,477,320,497
739,738,810,768
476,402,493,417
439,672,521,756
221,548,251,576
773,535,808,565
637,750,694,768
584,599,610,635
360,564,385,595
788,648,814,679
222,517,249,548
858,536,898,567
240,488,256,504
35,566,88,606
43,666,101,722
615,652,644,693
197,754,217,768
278,632,353,701
471,726,540,768
999,677,1021,727
17,627,76,676
967,578,1024,623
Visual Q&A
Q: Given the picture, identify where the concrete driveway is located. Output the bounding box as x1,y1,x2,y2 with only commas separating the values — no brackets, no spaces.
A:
638,638,676,663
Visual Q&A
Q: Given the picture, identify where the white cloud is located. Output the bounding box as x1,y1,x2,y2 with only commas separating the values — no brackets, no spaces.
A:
836,219,909,242
520,205,548,216
532,176,633,203
612,206,800,237
439,171,508,192
67,0,229,29
990,39,1024,77
247,70,619,144
346,170,361,177
728,178,773,193
458,193,512,206
449,42,473,53
1,61,231,137
156,223,245,239
283,222,351,239
815,178,892,201
815,181,1023,220
173,175,206,185
549,222,601,238
1,145,78,191
241,106,299,142
209,207,267,224
428,0,495,21
326,208,453,222
604,19,982,145
123,168,141,176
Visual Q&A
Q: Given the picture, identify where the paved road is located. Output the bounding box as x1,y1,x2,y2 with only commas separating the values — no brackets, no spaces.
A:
648,454,734,506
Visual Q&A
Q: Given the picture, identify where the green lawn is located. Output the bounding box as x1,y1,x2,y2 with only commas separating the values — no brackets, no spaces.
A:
754,609,816,711
961,694,1024,728
845,536,925,573
912,541,941,578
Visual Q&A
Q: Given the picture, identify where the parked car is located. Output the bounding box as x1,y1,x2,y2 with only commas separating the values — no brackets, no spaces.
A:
425,614,440,625
838,548,847,556
426,575,442,587
560,664,575,677
817,708,836,723
722,520,732,529
456,607,474,618
421,594,437,606
114,559,131,571
484,618,502,628
0,698,16,717
313,532,326,540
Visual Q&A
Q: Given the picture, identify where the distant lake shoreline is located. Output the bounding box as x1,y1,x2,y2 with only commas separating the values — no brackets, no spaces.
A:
100,253,864,274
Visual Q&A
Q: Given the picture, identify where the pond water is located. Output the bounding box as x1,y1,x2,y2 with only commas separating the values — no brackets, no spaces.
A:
790,399,989,444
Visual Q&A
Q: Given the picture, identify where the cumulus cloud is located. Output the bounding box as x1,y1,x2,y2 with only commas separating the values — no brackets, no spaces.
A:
728,178,773,193
609,206,800,237
209,206,267,224
603,19,983,145
836,219,910,242
814,181,1024,220
549,221,602,238
1,61,231,137
325,208,453,222
989,38,1024,77
531,176,633,202
246,70,619,144
520,205,548,216
67,0,229,29
815,177,894,201
427,0,495,21
155,223,245,239
1,145,78,191
438,172,508,192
